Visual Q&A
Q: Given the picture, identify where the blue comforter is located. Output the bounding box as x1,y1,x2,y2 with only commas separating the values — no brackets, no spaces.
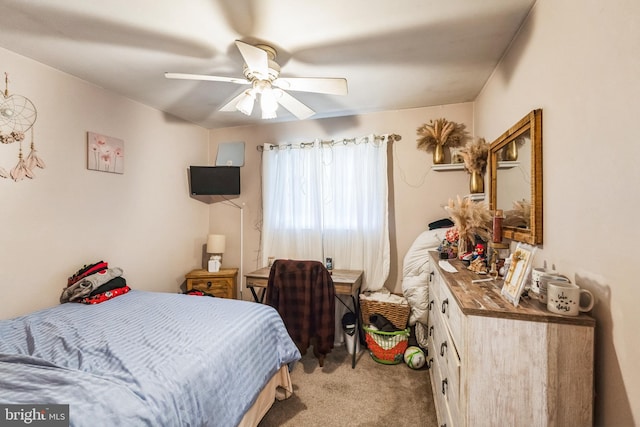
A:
0,291,300,426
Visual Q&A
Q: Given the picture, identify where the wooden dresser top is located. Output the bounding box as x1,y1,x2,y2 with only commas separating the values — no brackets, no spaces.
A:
430,251,595,327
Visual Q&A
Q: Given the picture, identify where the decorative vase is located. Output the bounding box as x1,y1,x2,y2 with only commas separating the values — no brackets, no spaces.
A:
433,144,445,164
503,140,518,161
469,171,484,194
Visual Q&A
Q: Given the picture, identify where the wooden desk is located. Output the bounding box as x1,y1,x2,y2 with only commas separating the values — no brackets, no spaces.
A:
245,267,362,301
245,267,363,368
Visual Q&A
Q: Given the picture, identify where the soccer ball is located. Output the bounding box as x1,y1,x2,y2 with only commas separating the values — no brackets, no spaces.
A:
404,346,426,370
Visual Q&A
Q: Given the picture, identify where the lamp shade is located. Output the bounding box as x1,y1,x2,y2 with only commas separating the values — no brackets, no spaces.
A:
236,90,255,116
206,234,226,254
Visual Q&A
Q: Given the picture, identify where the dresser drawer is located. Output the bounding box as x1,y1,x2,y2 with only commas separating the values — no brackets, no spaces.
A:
439,279,464,354
431,280,461,356
185,268,238,300
431,307,461,409
430,262,464,353
188,277,234,299
426,316,436,369
429,353,457,427
430,267,462,423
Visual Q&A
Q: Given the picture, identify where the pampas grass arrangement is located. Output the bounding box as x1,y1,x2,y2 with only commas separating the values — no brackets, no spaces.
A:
445,195,492,248
504,199,531,228
460,138,489,175
416,118,470,152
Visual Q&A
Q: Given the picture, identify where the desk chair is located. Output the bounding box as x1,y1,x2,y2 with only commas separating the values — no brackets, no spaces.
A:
266,259,335,367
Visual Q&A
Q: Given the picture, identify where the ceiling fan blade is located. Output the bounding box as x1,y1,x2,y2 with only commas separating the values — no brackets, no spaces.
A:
219,91,248,112
273,77,348,95
235,40,269,77
165,72,249,85
277,91,315,120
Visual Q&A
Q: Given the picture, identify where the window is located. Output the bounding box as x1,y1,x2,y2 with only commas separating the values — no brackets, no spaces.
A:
261,135,391,292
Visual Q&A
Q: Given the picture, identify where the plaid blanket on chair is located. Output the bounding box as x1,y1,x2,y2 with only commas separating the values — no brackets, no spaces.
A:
266,259,335,366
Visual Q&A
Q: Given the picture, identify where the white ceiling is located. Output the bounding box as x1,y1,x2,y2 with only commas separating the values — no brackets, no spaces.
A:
0,0,535,129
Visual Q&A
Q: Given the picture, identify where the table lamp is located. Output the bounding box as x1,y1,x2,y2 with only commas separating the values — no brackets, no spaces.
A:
206,234,226,273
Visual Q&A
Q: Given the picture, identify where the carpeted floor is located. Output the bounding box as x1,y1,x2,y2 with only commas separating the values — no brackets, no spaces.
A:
259,344,438,427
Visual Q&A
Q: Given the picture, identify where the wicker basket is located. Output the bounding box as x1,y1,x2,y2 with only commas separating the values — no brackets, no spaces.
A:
359,295,410,330
363,326,410,364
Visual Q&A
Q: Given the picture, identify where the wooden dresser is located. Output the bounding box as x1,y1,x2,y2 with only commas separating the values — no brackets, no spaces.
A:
427,252,595,427
185,268,238,299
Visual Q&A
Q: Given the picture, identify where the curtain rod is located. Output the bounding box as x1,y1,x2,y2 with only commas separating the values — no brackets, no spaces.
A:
256,133,401,152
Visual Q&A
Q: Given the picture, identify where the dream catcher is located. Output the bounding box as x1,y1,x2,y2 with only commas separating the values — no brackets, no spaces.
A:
0,72,44,181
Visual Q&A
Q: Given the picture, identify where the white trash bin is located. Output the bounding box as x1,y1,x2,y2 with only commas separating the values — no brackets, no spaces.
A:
342,312,360,355
344,324,360,355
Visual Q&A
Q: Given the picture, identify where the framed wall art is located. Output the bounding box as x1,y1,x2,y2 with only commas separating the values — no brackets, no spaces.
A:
87,132,124,174
501,242,536,307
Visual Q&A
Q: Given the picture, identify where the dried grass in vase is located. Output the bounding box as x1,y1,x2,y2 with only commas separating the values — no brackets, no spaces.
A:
460,138,489,175
416,118,470,152
445,195,492,248
504,199,531,228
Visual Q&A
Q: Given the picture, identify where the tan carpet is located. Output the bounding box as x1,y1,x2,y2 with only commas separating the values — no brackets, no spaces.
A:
259,344,438,427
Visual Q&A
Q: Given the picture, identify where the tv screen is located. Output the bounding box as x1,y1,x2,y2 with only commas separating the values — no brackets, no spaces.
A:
189,166,240,196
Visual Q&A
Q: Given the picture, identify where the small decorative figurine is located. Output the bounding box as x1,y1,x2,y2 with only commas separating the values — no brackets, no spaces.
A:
472,243,486,260
467,243,488,274
468,257,488,274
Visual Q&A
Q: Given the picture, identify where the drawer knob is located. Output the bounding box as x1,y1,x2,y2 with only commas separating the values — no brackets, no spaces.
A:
206,281,212,288
428,300,434,311
427,358,433,369
442,378,448,395
441,298,449,314
429,325,434,337
440,341,447,356
429,271,434,282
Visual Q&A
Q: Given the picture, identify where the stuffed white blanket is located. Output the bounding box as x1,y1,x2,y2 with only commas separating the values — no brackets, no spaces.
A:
401,227,451,326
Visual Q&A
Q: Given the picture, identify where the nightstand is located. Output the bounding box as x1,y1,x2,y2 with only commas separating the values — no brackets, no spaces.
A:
185,268,238,299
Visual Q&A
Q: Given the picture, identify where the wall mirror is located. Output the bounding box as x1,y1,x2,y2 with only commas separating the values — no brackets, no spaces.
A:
488,109,542,245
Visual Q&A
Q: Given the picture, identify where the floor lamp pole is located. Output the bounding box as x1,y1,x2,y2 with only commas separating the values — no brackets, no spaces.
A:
239,205,244,300
222,199,245,300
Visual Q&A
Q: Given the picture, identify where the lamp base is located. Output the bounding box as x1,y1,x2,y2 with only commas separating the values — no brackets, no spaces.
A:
208,256,221,273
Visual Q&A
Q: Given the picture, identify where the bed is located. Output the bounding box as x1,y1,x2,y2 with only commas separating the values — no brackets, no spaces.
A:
0,290,301,427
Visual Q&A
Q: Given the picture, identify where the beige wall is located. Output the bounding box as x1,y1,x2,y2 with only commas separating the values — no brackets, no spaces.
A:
475,0,639,425
208,104,474,296
0,47,210,319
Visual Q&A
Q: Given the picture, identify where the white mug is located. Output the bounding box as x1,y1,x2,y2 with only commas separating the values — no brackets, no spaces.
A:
547,281,594,316
538,274,569,304
531,267,556,295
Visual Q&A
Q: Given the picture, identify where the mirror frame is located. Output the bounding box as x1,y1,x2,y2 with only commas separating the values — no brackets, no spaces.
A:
488,109,543,245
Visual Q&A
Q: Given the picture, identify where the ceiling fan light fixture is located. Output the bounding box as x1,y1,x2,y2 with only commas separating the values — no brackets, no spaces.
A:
260,87,279,119
262,112,277,120
235,90,255,116
261,105,277,120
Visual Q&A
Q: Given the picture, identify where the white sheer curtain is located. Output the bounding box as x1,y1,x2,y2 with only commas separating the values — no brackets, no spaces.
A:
262,134,390,292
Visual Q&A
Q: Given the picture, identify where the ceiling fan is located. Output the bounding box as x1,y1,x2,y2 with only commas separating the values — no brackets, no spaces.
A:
165,40,348,120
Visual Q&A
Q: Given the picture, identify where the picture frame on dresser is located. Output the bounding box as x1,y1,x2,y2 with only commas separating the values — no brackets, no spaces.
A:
501,242,536,307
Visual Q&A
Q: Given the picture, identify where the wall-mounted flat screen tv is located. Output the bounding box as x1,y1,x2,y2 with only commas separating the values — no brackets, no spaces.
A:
189,166,240,196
